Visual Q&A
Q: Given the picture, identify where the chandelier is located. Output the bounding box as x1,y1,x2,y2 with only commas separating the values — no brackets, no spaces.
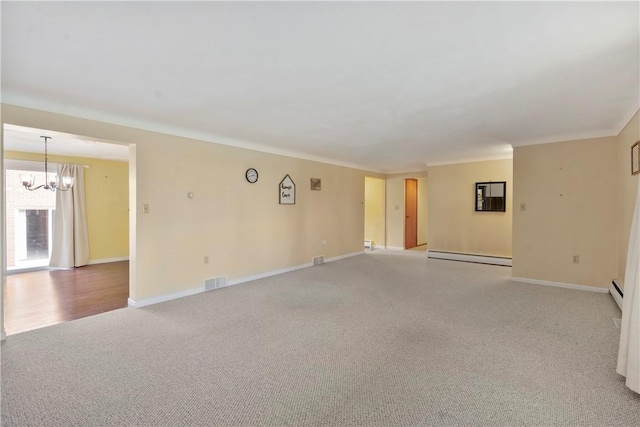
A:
21,136,74,191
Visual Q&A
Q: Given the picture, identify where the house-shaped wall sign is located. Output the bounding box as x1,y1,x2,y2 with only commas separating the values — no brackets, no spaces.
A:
279,174,296,205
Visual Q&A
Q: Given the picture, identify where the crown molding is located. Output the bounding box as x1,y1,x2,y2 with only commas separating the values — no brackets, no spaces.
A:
425,153,513,168
1,95,384,174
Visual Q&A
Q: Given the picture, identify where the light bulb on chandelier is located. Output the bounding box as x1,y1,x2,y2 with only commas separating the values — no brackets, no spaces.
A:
20,136,74,191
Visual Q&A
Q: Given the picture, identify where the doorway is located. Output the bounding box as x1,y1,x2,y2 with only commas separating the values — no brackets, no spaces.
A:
364,176,386,250
3,124,131,335
405,178,418,249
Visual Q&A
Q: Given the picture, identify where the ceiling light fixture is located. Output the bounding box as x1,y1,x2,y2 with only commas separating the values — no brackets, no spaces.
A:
21,136,74,191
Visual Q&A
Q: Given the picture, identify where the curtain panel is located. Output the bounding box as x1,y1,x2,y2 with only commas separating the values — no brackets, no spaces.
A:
617,182,640,394
49,164,90,268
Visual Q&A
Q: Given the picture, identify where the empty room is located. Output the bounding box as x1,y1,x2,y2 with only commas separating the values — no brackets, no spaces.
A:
1,2,639,426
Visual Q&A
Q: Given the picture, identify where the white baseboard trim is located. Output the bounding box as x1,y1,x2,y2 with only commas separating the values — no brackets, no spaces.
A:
128,287,203,308
384,246,405,251
325,251,364,263
427,250,512,266
88,257,129,265
227,262,313,287
129,251,365,308
511,277,609,293
610,280,623,310
226,251,363,287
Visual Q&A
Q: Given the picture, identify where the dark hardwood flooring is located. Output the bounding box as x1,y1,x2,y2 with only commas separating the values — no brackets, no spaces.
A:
4,261,129,336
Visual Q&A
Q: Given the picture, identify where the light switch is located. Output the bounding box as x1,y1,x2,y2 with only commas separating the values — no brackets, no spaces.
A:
142,203,149,214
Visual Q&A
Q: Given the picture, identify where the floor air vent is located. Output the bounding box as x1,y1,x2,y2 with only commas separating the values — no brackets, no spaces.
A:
204,276,227,291
313,256,325,266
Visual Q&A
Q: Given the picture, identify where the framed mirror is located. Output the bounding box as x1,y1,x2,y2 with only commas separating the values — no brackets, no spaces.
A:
475,181,506,212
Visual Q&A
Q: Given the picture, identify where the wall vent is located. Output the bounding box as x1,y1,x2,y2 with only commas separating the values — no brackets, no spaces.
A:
204,276,227,291
313,255,325,266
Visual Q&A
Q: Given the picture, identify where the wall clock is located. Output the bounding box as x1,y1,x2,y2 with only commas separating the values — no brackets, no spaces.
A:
245,168,258,183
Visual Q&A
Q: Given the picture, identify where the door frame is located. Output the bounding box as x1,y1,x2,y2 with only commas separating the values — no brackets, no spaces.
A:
1,124,134,339
404,178,418,249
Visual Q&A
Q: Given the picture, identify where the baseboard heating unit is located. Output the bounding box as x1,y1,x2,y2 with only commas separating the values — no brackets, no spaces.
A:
426,250,512,267
610,280,623,310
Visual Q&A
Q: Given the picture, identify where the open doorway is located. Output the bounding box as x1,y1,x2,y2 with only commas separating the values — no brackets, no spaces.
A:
364,176,385,250
405,178,418,249
408,176,428,252
365,174,427,252
3,124,131,335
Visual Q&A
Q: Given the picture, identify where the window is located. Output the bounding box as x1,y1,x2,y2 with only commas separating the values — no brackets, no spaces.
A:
15,208,55,264
4,163,57,270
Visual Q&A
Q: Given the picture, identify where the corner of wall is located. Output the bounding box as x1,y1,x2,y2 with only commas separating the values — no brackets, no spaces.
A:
615,109,640,287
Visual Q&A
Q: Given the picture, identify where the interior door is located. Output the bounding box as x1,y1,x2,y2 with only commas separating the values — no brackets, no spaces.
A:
405,178,418,249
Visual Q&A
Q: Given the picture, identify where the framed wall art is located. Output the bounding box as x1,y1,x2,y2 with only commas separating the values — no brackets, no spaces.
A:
279,174,296,204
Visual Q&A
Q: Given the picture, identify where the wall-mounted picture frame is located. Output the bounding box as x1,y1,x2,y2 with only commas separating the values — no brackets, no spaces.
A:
632,141,640,175
279,174,296,204
475,181,506,212
310,178,321,191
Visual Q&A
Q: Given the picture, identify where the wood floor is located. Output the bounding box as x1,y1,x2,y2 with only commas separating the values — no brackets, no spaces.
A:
4,261,129,336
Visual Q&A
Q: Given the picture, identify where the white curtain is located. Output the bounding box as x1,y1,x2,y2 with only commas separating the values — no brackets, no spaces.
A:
50,164,90,268
617,181,640,394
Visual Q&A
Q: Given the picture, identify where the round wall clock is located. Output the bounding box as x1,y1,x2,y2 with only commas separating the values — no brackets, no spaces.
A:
245,168,258,183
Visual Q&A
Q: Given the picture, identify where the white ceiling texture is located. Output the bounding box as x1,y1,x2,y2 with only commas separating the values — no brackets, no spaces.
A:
2,2,638,173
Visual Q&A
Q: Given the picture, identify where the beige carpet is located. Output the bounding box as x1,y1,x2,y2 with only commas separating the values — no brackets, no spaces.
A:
408,244,427,252
2,253,638,426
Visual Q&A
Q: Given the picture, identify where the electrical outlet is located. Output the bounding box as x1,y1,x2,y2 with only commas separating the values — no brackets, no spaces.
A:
204,256,209,264
321,240,326,246
573,255,580,264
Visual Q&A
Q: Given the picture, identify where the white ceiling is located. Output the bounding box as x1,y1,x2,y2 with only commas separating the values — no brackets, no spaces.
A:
2,2,638,173
3,124,129,162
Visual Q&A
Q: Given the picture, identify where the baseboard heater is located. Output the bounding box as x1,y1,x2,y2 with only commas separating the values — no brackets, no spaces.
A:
610,280,623,310
426,250,512,267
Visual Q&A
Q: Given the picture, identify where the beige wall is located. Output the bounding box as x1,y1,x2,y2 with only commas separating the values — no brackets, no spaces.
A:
385,172,428,249
616,110,640,288
1,104,369,303
427,159,512,257
4,151,129,262
512,137,617,288
364,176,385,247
